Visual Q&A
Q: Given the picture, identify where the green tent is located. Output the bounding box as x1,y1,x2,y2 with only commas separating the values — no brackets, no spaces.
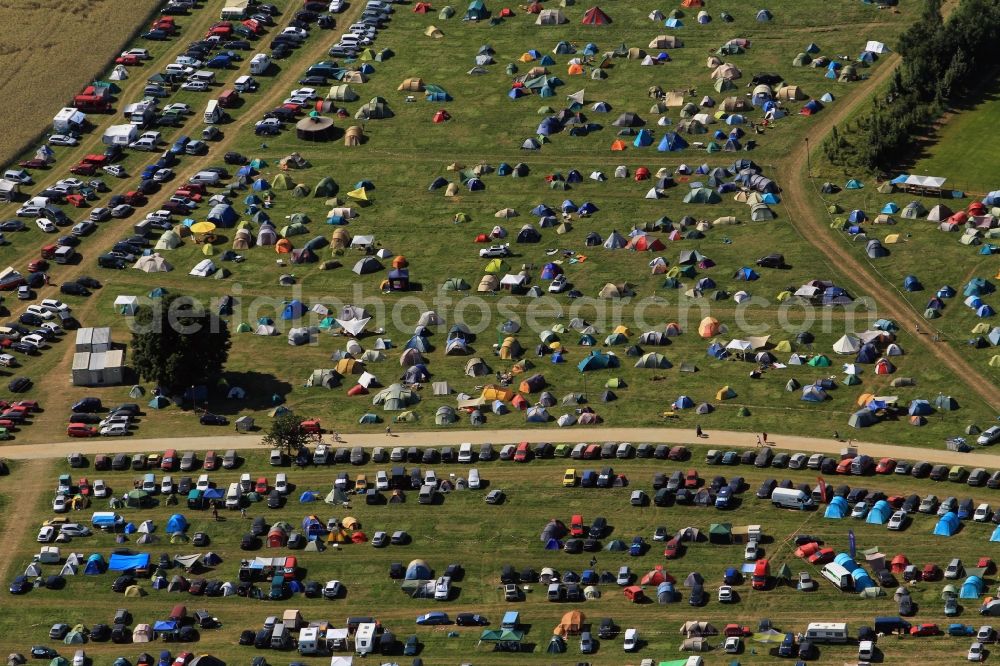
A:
807,355,831,367
271,173,294,190
313,177,337,198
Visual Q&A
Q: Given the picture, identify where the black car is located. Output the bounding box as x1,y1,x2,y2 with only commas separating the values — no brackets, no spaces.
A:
911,461,932,478
200,413,228,426
72,397,102,412
224,151,248,165
89,624,110,642
240,534,260,550
97,254,127,269
0,219,25,232
267,490,282,509
756,253,786,269
74,276,100,290
19,312,42,327
8,377,31,392
9,575,31,594
455,613,488,627
597,617,618,639
303,581,321,598
588,517,607,539
238,630,256,645
224,40,251,50
403,635,420,656
60,282,90,296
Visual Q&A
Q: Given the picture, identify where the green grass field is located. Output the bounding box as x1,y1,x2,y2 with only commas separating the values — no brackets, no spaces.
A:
1,448,999,664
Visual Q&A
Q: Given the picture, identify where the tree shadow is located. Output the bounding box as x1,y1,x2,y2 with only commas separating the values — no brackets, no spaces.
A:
210,371,293,414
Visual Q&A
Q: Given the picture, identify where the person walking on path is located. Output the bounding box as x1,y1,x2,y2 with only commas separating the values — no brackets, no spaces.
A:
695,424,704,438
385,427,392,436
756,434,762,447
762,432,769,445
240,507,247,519
212,507,219,521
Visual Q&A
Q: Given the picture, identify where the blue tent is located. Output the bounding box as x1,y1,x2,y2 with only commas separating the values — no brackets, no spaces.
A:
824,497,848,519
537,117,561,136
634,129,654,147
908,399,933,416
762,193,780,204
665,18,683,27
153,621,177,633
251,178,270,191
903,275,923,291
281,300,305,320
834,553,858,571
976,304,995,318
561,199,577,213
578,202,598,215
706,342,728,359
801,384,828,402
531,203,554,217
577,350,617,372
84,553,105,575
675,395,694,409
848,209,867,223
856,344,877,364
937,285,956,298
961,575,985,599
299,491,317,503
734,267,759,281
851,569,873,591
405,560,432,579
148,395,170,410
166,514,188,533
657,132,688,151
991,525,1000,542
526,406,549,422
866,500,891,525
467,178,485,191
881,202,899,214
152,576,168,590
108,553,150,571
204,488,224,500
123,522,137,535
934,512,960,537
288,579,303,593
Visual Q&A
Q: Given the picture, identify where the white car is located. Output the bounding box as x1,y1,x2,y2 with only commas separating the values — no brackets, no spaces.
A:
196,475,211,491
968,642,985,662
329,0,344,11
41,323,63,336
37,525,56,542
623,628,638,652
36,218,57,233
548,275,569,293
40,299,70,314
122,48,151,59
974,504,992,522
724,636,741,654
434,576,450,601
20,334,47,349
52,495,68,513
48,135,78,147
283,96,313,106
161,476,174,495
163,103,191,115
281,26,308,39
375,470,389,491
424,470,437,487
887,510,907,530
103,164,128,178
60,524,91,537
718,585,734,603
479,243,511,258
290,87,318,100
322,580,343,599
99,415,130,429
57,178,84,190
275,473,289,494
93,480,109,498
100,423,129,437
25,306,54,320
744,540,758,561
616,566,631,586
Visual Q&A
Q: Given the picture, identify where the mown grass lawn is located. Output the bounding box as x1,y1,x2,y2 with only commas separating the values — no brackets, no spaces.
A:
0,450,998,664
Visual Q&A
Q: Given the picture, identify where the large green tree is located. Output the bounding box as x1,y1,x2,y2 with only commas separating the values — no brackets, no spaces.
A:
130,293,231,392
262,412,309,457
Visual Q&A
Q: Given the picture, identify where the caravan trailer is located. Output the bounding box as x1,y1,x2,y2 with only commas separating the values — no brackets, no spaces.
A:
355,622,377,655
804,622,849,644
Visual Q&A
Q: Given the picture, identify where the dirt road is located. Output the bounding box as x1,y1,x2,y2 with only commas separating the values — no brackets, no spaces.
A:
5,427,998,467
781,56,1000,413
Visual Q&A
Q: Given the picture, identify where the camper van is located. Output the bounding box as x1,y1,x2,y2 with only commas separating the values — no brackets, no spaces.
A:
141,473,156,493
90,512,124,530
225,482,241,509
458,442,473,463
804,622,849,644
249,54,270,75
204,99,224,124
820,563,854,591
297,627,326,655
355,622,377,655
234,75,257,93
770,487,815,510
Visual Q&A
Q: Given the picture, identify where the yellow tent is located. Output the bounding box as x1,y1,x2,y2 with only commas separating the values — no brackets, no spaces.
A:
989,355,1000,367
856,392,874,407
326,529,348,543
347,187,369,201
335,358,361,375
342,516,360,529
519,52,536,62
773,340,792,352
612,325,631,336
883,233,900,244
424,25,443,38
482,385,514,402
499,337,522,360
190,221,216,234
715,386,736,400
776,291,792,301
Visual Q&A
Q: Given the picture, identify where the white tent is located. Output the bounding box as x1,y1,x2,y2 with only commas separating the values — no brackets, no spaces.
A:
189,259,216,277
336,317,371,336
114,295,139,316
832,335,861,354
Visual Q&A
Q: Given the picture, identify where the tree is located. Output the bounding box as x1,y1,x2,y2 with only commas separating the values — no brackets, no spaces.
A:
262,412,308,457
130,293,231,393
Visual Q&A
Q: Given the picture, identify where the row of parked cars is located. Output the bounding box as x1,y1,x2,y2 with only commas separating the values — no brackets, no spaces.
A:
706,446,1000,487
66,448,241,470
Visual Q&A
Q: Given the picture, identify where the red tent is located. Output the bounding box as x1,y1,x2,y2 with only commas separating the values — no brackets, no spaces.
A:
890,554,909,573
968,201,987,216
628,235,665,251
351,531,367,543
511,394,529,410
525,1,543,13
413,2,432,12
634,166,650,181
474,233,489,243
347,385,369,396
499,7,514,17
433,109,451,123
581,6,611,24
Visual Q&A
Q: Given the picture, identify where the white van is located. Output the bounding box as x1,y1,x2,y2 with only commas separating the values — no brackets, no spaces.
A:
239,473,252,493
234,75,257,93
196,474,210,491
204,99,223,124
468,468,481,490
458,442,473,463
770,487,815,510
189,171,221,186
805,622,849,643
141,473,157,493
249,53,270,75
225,482,241,509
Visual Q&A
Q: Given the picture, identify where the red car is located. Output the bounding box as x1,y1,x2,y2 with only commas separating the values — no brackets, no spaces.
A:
172,652,193,666
67,424,98,438
115,54,141,66
910,623,941,637
27,259,48,273
255,477,268,493
69,162,97,176
78,478,91,496
922,564,942,581
663,538,681,559
513,441,530,462
570,514,584,537
66,194,87,208
203,450,218,470
807,547,835,565
18,159,48,169
875,457,896,474
684,469,699,489
724,624,752,637
836,457,854,474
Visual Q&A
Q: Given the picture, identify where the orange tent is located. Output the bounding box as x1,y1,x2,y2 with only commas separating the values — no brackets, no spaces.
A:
275,238,293,254
347,385,368,396
698,316,721,338
482,385,514,402
413,2,432,12
554,610,584,636
392,255,408,269
681,0,703,6
610,140,626,151
567,63,584,75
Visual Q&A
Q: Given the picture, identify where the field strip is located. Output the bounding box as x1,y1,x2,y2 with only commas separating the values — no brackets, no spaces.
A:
2,427,997,465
